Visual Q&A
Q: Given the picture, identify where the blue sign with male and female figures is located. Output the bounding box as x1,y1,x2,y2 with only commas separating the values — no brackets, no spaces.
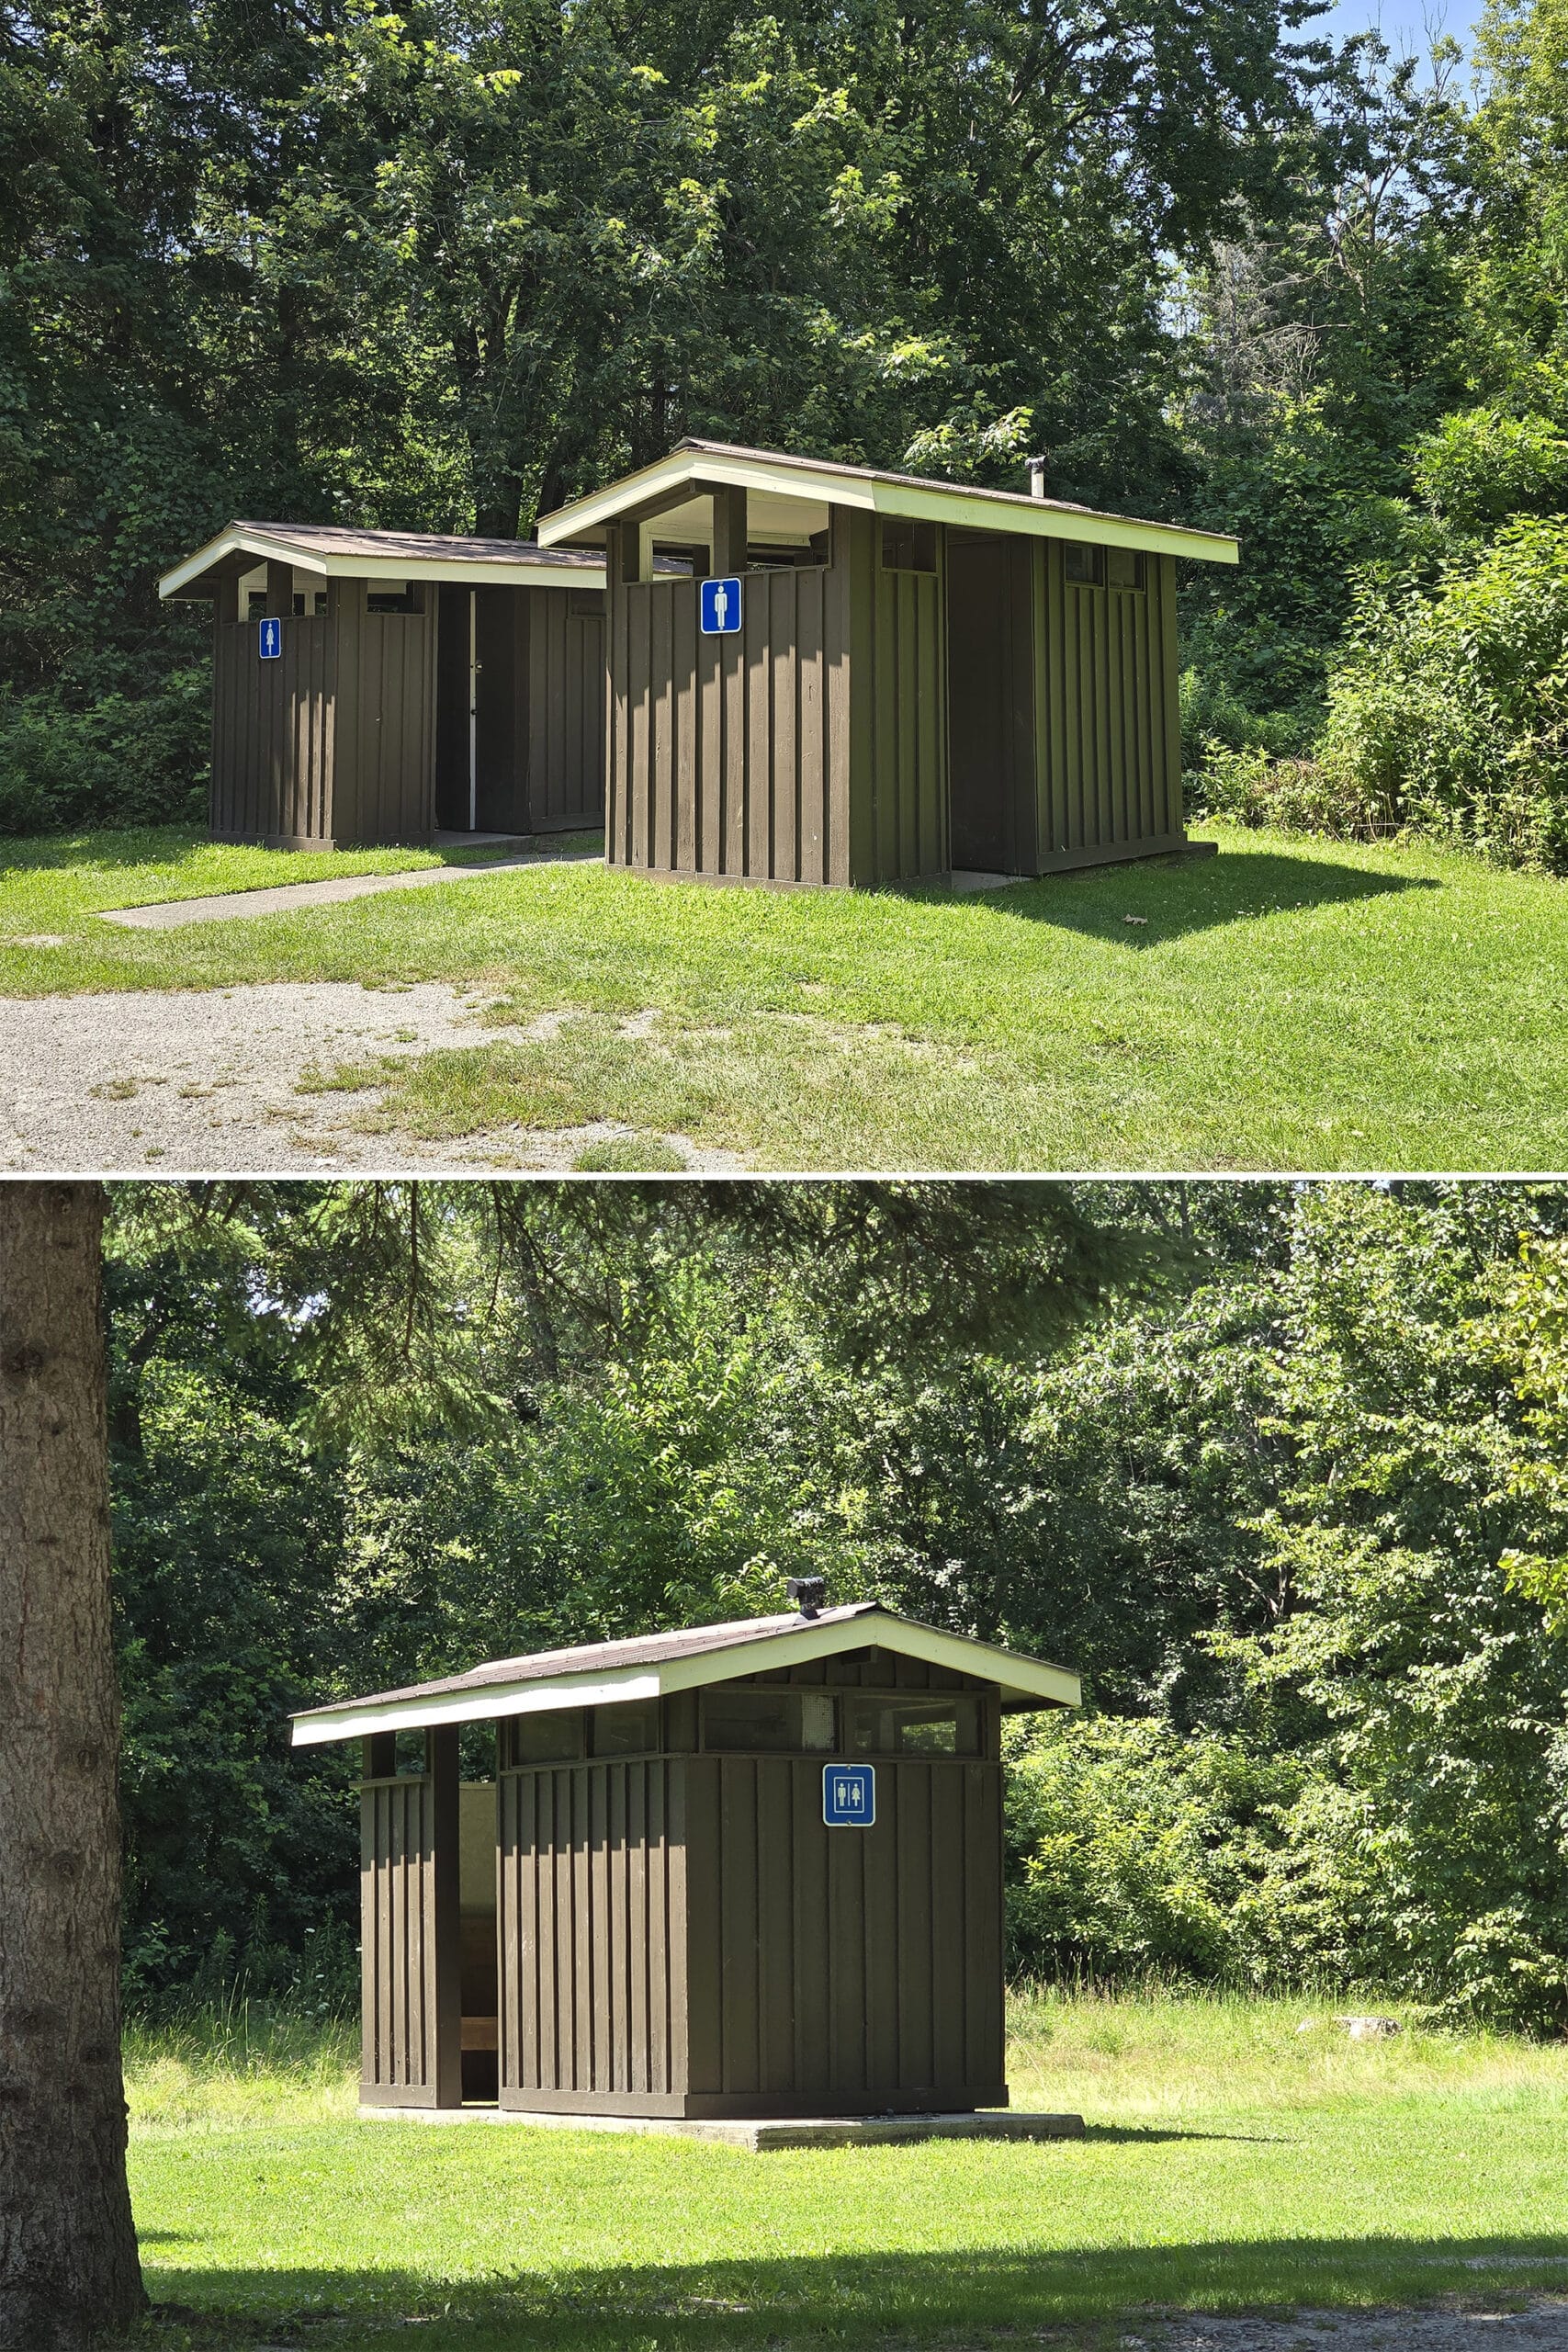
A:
823,1763,875,1826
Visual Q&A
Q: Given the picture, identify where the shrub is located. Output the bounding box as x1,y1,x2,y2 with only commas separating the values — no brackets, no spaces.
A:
1316,516,1568,870
1411,405,1568,528
1003,1713,1313,1988
0,673,209,836
1188,740,1397,840
1178,666,1320,761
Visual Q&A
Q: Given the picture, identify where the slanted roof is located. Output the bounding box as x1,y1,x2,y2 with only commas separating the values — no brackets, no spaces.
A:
289,1602,1079,1746
159,521,611,600
536,438,1239,566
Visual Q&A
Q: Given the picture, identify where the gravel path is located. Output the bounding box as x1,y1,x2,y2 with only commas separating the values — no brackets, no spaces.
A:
1121,2301,1568,2352
0,979,739,1171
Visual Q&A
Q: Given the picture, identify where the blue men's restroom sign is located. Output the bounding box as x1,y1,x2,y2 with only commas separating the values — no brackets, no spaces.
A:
699,576,742,635
258,617,282,660
823,1763,875,1827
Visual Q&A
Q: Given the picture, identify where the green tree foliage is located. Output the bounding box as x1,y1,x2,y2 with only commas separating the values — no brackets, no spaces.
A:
1006,1183,1568,2025
107,1180,1568,2027
1313,515,1568,865
3,0,1326,826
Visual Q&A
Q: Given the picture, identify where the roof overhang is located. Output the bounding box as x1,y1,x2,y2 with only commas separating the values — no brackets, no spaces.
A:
159,526,607,601
537,447,1239,566
289,1611,1079,1747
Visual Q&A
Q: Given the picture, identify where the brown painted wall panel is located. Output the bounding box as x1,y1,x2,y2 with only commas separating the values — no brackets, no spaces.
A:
498,1759,692,2109
1032,545,1183,867
360,1763,460,2107
682,1752,1006,2113
210,614,333,844
844,513,948,887
605,531,853,886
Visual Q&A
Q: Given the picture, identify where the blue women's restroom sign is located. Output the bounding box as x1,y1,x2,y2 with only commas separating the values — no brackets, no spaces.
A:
823,1763,875,1827
699,576,742,635
258,617,282,660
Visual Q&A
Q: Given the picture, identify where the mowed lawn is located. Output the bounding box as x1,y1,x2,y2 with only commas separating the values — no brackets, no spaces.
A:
120,1991,1568,2351
4,822,1567,1169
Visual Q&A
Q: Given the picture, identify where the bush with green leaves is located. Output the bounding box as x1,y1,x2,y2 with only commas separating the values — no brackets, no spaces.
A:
1412,404,1568,528
1003,1713,1310,1986
1314,516,1568,869
0,675,209,836
1187,740,1398,839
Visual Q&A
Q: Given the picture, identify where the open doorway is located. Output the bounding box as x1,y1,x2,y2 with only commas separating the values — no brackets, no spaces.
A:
459,1779,499,2102
945,530,1037,874
435,586,528,832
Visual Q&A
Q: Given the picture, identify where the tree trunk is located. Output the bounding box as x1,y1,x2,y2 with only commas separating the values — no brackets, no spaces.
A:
0,1183,144,2350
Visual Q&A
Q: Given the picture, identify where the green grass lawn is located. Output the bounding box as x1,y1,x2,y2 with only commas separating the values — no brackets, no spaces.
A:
5,822,1568,1169
119,1990,1568,2350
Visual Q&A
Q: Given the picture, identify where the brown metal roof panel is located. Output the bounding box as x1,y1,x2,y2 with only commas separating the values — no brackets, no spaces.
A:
318,1602,882,1712
230,524,606,567
671,438,1119,524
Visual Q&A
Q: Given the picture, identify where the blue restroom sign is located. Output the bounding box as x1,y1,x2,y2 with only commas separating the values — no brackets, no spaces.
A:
823,1763,875,1827
699,576,742,635
258,616,282,660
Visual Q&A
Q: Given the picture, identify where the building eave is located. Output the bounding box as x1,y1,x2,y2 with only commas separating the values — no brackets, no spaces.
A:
289,1611,1080,1747
159,528,608,601
536,448,1239,567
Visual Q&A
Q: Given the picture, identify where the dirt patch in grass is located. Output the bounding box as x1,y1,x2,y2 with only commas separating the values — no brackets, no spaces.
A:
0,979,741,1171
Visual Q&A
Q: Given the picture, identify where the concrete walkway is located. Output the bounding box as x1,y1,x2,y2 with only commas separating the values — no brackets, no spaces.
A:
100,847,599,931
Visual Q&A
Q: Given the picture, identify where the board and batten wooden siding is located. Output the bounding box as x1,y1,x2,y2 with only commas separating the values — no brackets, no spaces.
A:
210,582,436,848
603,507,945,888
526,590,606,831
843,509,949,887
492,1643,1006,2119
604,529,852,887
434,584,605,834
684,1751,1004,2111
1033,545,1183,868
210,613,333,845
330,584,437,845
496,1759,686,2112
360,1733,462,2108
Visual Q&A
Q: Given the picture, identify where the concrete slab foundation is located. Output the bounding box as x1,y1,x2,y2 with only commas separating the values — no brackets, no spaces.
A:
359,2105,1086,2150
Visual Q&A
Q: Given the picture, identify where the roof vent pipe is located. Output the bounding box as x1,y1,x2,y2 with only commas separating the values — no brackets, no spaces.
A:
1027,457,1047,501
786,1576,827,1620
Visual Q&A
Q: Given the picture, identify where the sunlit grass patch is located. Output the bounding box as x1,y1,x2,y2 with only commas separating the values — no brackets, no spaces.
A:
119,1989,1568,2351
5,823,1568,1168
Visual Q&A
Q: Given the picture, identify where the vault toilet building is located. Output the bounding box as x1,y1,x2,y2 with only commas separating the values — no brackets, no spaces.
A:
536,439,1240,889
290,1595,1082,2137
158,523,615,849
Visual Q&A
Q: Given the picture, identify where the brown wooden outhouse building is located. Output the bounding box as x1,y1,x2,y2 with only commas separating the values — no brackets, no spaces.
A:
158,523,614,850
290,1598,1079,2121
536,440,1240,888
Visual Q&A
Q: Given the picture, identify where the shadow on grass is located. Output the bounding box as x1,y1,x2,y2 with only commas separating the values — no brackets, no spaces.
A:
907,851,1439,945
436,830,604,868
128,2237,1568,2352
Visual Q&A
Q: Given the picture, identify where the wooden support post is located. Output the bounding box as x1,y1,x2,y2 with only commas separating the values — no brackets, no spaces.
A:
214,573,240,626
607,522,636,588
364,1733,395,1781
429,1726,464,2107
265,560,293,618
711,486,748,577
